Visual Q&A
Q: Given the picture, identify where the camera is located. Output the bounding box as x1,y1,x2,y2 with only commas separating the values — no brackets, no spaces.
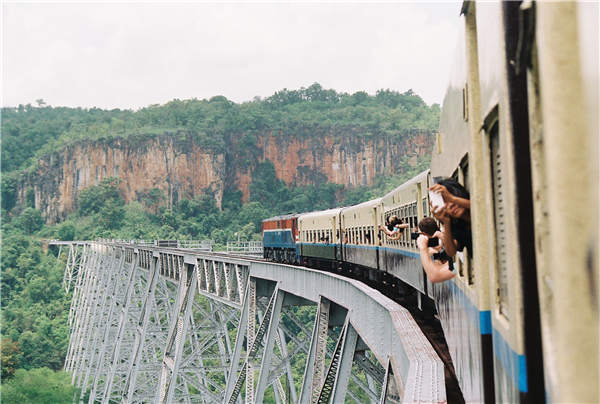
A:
433,250,450,262
411,232,439,247
429,190,445,213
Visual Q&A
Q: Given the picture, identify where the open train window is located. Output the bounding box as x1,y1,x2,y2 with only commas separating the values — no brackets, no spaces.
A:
460,157,474,285
490,121,510,319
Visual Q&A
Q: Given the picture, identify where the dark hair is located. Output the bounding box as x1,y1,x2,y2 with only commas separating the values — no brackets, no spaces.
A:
436,178,470,200
386,216,403,231
418,217,439,237
435,178,472,252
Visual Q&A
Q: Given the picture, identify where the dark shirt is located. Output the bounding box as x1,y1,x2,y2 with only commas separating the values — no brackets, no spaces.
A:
451,219,472,254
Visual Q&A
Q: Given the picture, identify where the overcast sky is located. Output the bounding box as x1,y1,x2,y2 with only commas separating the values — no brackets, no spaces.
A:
2,1,461,110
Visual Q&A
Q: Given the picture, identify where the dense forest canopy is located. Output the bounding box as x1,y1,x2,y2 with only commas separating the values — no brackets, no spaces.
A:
1,83,439,174
0,84,437,401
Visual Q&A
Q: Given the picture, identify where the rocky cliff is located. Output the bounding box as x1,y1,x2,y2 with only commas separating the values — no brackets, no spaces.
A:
19,131,433,223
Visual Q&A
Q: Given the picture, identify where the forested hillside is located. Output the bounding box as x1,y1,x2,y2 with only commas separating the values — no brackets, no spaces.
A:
2,84,437,174
0,84,437,402
2,84,437,223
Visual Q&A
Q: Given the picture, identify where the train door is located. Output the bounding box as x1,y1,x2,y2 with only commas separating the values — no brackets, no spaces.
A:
501,3,544,402
332,215,340,262
339,211,345,262
372,206,380,270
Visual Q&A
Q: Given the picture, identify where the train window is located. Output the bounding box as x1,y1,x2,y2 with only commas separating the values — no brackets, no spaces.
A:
460,158,474,286
490,122,509,318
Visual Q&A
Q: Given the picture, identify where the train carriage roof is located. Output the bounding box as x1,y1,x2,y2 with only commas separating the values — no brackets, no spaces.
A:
262,213,300,223
382,169,430,200
298,207,343,221
340,197,382,214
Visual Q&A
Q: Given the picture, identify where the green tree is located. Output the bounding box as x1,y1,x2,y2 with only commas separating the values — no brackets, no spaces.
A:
77,177,123,216
1,338,21,379
56,223,76,240
13,208,44,234
97,199,126,229
0,367,77,404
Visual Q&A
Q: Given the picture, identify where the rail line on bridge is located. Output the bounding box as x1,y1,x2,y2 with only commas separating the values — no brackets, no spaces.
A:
55,241,446,403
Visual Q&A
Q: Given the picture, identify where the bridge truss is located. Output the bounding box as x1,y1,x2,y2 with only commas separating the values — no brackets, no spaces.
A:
57,242,445,403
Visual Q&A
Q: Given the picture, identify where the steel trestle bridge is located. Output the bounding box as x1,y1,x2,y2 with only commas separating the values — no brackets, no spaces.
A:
55,241,446,403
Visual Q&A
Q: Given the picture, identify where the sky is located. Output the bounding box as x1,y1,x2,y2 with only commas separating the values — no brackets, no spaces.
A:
2,1,461,110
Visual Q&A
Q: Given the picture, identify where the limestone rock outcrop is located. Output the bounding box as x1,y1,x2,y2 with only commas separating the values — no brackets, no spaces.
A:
19,131,433,223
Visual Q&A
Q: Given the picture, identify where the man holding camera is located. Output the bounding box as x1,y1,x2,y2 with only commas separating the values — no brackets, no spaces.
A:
415,217,456,283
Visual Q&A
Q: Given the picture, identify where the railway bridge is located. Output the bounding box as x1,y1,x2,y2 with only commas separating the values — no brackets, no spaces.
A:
54,241,446,403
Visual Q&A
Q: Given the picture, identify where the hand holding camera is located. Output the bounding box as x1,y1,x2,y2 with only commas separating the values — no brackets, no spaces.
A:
414,232,439,247
429,190,445,213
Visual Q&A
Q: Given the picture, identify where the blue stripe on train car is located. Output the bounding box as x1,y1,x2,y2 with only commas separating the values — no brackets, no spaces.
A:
445,276,491,335
492,327,528,393
480,311,492,335
301,242,421,259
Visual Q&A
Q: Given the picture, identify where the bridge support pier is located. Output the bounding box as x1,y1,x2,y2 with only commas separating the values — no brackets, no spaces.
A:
58,242,445,404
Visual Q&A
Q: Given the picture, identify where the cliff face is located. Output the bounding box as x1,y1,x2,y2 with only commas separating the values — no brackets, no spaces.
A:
20,132,432,223
233,132,432,201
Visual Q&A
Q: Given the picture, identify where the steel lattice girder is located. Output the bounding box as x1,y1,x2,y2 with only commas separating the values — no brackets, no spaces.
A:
57,242,446,404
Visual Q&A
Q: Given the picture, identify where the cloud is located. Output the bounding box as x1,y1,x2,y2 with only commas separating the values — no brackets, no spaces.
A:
2,2,460,109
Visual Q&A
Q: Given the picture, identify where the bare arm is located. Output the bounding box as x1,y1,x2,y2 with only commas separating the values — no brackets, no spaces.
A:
417,235,455,283
432,206,458,257
430,184,471,210
379,224,408,240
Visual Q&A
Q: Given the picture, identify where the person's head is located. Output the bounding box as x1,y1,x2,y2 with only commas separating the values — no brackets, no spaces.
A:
386,215,402,231
436,178,470,219
445,202,467,220
418,217,439,237
436,178,469,199
435,178,472,251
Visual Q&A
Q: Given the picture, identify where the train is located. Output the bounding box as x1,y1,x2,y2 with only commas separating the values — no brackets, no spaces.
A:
262,2,598,403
